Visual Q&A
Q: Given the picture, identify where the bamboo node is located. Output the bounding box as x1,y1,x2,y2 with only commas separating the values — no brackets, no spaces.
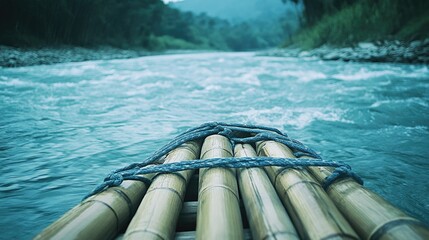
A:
84,122,360,201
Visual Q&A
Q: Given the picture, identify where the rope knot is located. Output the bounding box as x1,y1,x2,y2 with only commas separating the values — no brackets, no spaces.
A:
105,173,124,187
84,122,363,200
323,165,363,190
219,128,233,138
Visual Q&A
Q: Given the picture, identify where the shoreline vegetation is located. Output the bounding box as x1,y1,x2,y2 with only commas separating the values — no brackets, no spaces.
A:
2,40,428,68
1,0,428,68
261,39,429,64
0,0,289,68
0,0,289,51
286,0,429,48
280,0,429,64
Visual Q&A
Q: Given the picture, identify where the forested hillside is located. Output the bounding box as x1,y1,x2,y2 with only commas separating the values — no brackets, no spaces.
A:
172,0,293,22
286,0,429,48
171,0,299,50
0,0,291,51
4,0,425,52
0,0,163,47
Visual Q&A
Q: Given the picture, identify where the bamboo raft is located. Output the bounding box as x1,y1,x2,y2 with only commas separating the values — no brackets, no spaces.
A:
35,124,429,240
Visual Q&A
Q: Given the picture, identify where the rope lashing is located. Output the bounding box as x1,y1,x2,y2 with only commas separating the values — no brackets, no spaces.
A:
323,165,364,190
83,122,363,200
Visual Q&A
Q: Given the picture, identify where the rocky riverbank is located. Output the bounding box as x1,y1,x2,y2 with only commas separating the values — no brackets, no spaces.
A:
260,39,429,64
0,46,152,68
2,39,428,68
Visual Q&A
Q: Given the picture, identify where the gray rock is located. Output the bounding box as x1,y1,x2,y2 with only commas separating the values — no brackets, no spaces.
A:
298,51,311,57
0,45,151,68
410,40,422,48
322,52,340,60
358,42,377,49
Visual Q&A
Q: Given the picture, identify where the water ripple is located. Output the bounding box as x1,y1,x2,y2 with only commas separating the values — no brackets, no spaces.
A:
0,52,428,238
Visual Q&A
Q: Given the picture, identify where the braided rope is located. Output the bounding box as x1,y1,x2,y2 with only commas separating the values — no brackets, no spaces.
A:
83,122,363,200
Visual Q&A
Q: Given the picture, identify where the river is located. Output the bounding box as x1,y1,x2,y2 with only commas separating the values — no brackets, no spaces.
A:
0,52,428,239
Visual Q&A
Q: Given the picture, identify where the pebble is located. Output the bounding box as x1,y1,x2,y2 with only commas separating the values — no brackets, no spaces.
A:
2,40,429,67
0,46,151,68
258,39,429,64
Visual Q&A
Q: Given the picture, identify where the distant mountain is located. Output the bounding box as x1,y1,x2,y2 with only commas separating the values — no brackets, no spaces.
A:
170,0,299,22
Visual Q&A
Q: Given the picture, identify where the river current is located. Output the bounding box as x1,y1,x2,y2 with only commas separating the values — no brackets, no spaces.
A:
1,52,428,239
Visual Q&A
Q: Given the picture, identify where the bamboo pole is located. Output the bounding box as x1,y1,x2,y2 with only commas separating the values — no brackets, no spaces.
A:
176,200,249,232
196,134,243,239
123,141,201,240
175,229,253,240
35,173,155,240
256,140,359,240
176,201,199,232
234,143,299,240
299,156,429,239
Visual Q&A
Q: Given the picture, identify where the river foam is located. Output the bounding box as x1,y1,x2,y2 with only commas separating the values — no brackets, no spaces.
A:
0,52,428,238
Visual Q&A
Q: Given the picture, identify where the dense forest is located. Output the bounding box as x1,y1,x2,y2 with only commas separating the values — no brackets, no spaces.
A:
1,0,428,51
0,0,291,51
286,0,429,48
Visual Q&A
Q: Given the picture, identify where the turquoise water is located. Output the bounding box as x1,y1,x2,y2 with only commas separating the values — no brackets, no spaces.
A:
0,52,428,238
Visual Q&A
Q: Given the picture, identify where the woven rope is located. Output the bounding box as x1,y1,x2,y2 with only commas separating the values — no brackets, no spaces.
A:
83,122,362,200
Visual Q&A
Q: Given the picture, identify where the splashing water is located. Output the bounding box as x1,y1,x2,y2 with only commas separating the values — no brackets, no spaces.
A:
1,52,428,238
